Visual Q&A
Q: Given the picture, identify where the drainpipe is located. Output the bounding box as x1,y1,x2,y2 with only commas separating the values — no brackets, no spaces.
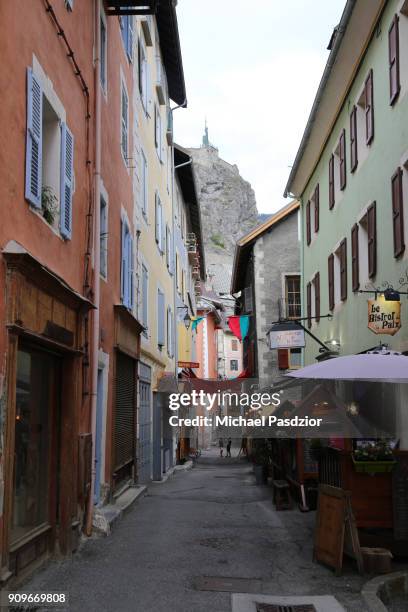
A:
86,0,102,537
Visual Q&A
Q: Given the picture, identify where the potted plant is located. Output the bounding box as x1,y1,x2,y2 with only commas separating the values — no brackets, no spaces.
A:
352,440,396,474
253,442,270,485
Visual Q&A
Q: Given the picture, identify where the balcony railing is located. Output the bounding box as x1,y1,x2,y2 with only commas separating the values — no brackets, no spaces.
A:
105,1,158,16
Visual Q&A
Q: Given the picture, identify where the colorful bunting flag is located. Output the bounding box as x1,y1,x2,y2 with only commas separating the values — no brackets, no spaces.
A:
227,315,250,341
191,316,205,332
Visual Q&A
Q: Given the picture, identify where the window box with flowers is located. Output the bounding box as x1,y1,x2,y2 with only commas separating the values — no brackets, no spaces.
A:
352,440,396,474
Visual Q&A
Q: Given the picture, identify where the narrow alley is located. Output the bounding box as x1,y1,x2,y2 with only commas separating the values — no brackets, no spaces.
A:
23,448,367,612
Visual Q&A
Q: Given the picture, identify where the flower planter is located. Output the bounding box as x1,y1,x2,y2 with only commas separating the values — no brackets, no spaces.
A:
352,456,396,474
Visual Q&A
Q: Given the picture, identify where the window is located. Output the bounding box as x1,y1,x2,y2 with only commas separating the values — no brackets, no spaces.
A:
389,15,400,105
306,200,311,245
329,154,335,209
65,0,74,10
351,223,359,292
367,202,377,278
285,275,301,319
121,81,129,161
350,105,358,172
120,14,133,61
392,168,405,257
175,252,180,294
306,281,312,327
231,339,238,351
141,149,148,218
157,288,165,348
289,348,302,369
121,219,133,309
166,224,171,270
230,360,238,371
244,286,253,313
25,68,74,239
142,264,148,333
155,193,164,252
339,129,346,190
100,14,107,91
100,196,108,278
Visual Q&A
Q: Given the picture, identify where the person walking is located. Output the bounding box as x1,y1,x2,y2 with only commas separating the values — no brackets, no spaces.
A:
219,438,224,457
226,438,232,457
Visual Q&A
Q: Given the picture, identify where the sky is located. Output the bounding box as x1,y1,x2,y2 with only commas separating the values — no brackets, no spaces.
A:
174,0,346,214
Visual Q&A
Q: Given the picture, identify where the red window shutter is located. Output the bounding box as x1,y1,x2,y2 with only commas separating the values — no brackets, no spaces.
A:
389,15,400,105
307,281,312,328
340,238,347,301
306,200,311,245
365,69,374,144
339,129,346,190
391,168,405,257
328,254,334,311
329,154,335,209
367,202,377,278
351,223,359,292
314,184,319,233
350,106,358,172
314,272,320,323
277,349,289,370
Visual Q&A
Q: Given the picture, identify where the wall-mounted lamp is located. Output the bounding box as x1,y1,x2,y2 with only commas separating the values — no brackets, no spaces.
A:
324,338,341,351
177,306,191,330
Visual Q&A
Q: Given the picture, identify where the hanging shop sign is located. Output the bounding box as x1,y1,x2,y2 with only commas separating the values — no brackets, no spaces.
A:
177,361,200,369
367,297,401,336
267,322,305,349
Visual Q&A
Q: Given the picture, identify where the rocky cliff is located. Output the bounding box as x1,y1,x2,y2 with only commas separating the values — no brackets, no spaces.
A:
187,145,259,273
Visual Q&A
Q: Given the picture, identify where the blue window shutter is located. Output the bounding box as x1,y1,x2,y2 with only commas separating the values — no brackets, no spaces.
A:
60,123,74,239
142,265,148,329
121,220,126,302
25,68,43,208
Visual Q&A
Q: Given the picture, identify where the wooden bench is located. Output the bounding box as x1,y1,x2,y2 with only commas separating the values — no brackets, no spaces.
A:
272,479,292,510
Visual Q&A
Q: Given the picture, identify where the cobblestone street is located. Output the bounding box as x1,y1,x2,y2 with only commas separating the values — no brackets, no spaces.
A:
23,448,369,612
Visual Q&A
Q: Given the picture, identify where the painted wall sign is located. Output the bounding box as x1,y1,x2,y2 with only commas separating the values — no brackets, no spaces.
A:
268,328,305,349
177,361,200,368
367,297,401,336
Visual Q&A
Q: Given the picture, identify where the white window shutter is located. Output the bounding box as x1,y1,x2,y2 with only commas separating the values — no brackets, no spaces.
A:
60,123,74,239
147,63,152,117
160,208,165,253
127,16,133,61
25,68,43,208
157,290,165,346
128,234,133,309
155,194,160,244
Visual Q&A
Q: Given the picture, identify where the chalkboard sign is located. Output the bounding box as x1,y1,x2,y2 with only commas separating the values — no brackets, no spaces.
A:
392,452,408,540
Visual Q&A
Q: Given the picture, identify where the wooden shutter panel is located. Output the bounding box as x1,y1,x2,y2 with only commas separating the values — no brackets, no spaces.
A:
277,349,289,370
161,207,165,253
350,106,358,172
329,154,335,209
127,15,133,60
114,352,136,472
392,168,405,257
367,202,377,278
340,238,347,301
307,281,312,328
142,266,148,329
314,184,319,233
365,69,374,144
128,234,134,309
339,129,346,190
138,40,143,94
306,200,311,245
389,15,400,105
351,224,359,292
25,68,43,208
60,123,74,239
314,272,320,323
328,254,334,311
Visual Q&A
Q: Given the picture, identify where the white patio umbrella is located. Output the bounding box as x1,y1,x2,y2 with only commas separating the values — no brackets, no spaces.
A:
286,352,408,383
